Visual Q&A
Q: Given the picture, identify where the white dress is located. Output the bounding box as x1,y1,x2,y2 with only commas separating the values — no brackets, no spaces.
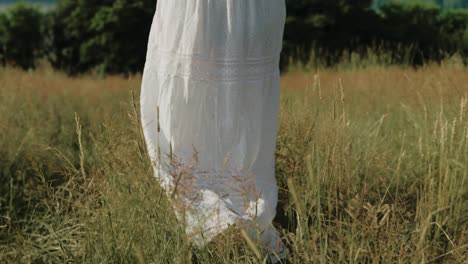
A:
140,0,286,259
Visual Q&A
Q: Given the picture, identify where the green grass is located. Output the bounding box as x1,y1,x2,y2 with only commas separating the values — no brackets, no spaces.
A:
0,65,467,263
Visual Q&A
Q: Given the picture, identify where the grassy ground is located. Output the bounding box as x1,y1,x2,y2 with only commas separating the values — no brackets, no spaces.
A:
0,64,467,263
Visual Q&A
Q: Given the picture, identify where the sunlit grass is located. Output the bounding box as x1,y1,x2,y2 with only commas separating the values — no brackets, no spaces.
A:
0,64,467,263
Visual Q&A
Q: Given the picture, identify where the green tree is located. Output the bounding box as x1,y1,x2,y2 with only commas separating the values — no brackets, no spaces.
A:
0,4,44,69
47,0,155,75
284,0,378,66
83,0,155,74
284,0,468,66
0,13,7,66
380,3,468,64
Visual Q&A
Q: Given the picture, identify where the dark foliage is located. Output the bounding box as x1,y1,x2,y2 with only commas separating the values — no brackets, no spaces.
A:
0,0,467,74
45,0,155,75
0,4,43,69
284,0,468,66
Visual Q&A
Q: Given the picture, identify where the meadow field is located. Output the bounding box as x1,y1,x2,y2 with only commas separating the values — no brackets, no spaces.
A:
0,63,467,263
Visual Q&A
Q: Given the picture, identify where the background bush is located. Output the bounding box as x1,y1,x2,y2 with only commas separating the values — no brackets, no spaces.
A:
45,0,154,74
284,1,468,67
0,0,467,74
0,4,43,69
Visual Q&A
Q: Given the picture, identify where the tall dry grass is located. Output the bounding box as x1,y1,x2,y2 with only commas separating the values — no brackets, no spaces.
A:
0,64,467,263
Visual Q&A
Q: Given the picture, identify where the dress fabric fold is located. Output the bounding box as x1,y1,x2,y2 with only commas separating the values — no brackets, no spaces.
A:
140,0,286,258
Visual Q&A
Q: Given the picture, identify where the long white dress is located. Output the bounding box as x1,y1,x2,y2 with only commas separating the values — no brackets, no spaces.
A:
140,0,286,259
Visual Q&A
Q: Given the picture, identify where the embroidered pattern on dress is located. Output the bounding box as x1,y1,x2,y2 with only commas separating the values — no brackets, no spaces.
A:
145,49,280,81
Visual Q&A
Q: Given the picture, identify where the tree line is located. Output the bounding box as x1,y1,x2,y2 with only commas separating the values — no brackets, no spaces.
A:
373,0,468,9
0,0,467,74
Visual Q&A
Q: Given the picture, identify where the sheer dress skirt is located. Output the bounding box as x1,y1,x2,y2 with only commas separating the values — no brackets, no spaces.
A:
140,0,286,257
